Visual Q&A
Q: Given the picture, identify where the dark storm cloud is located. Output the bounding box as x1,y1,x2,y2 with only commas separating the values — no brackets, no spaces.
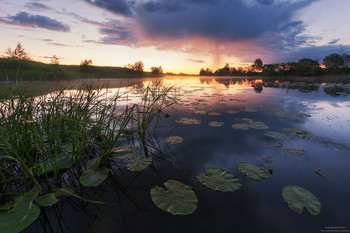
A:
0,12,70,31
135,0,317,42
84,0,133,17
99,24,136,45
328,39,340,45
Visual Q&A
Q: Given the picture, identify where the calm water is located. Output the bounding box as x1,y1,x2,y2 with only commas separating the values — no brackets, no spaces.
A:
24,76,350,233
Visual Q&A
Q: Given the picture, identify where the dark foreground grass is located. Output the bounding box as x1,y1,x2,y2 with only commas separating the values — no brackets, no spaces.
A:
0,82,176,233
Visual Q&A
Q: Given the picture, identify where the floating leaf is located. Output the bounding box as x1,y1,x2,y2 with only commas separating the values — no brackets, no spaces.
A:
38,154,73,174
262,156,275,163
110,146,139,160
55,187,75,197
0,188,40,233
192,110,207,115
80,167,109,187
196,168,241,192
232,123,250,130
283,128,312,139
208,112,222,116
264,131,291,139
296,113,311,118
126,156,152,172
282,185,321,216
249,121,269,130
226,110,239,114
240,106,258,112
275,111,292,118
35,193,59,207
238,163,268,180
209,121,224,127
164,136,183,145
282,148,305,155
150,180,197,215
176,118,201,125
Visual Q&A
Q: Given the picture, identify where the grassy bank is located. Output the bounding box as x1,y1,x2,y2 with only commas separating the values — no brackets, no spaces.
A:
0,58,156,81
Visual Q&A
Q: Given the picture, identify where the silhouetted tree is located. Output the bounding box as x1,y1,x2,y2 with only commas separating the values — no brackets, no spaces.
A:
253,58,263,71
80,59,92,72
151,66,163,74
51,54,59,65
4,43,31,60
323,53,344,68
343,54,350,67
131,61,144,72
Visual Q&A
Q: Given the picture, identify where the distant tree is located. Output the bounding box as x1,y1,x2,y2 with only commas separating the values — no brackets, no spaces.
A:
80,59,93,72
343,54,350,67
199,68,213,76
151,66,163,75
296,58,319,76
4,43,31,60
133,61,144,72
253,58,263,71
215,63,231,76
51,54,59,65
323,53,344,68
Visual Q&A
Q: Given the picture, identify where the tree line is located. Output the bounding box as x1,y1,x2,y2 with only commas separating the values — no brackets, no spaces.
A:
200,53,350,76
2,43,163,75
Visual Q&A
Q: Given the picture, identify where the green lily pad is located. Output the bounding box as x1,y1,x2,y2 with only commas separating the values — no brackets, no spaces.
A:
240,106,258,112
80,167,109,187
126,156,152,172
176,118,201,125
238,163,268,180
232,123,250,130
264,131,291,139
208,112,222,116
283,128,313,139
0,188,40,233
196,168,241,192
164,136,183,145
110,146,140,160
35,193,59,207
282,185,321,215
38,154,73,174
150,180,198,215
209,121,224,127
282,148,306,155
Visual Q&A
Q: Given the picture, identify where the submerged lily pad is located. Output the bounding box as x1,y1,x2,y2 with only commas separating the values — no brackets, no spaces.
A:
232,123,250,130
209,121,224,127
262,156,275,163
176,118,201,125
80,167,109,187
282,148,305,155
238,163,268,180
264,131,291,139
126,156,152,172
150,180,198,215
110,146,140,160
35,193,59,207
164,136,183,145
283,128,312,139
275,111,292,118
296,113,312,118
0,188,40,233
233,118,269,130
240,106,258,112
282,185,321,215
196,168,241,192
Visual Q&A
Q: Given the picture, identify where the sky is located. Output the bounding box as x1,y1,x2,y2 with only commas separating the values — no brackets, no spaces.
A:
0,0,350,74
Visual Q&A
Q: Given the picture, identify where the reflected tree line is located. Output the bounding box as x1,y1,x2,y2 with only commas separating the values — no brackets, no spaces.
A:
200,53,350,76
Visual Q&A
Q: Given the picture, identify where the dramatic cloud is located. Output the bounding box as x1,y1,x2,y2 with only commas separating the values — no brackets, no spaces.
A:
84,0,133,17
186,58,205,64
0,12,70,31
97,20,137,45
328,39,340,45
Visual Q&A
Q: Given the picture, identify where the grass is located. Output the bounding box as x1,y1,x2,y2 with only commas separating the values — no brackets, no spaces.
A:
0,58,158,82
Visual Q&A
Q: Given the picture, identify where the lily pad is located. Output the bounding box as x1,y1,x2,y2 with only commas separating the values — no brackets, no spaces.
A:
275,111,292,118
208,112,222,116
35,193,59,207
262,156,275,163
38,154,73,174
164,136,183,145
249,121,269,130
282,148,305,155
126,156,152,172
196,168,241,192
176,118,201,125
110,146,140,160
240,106,258,112
264,131,291,139
209,121,224,127
296,113,312,118
232,123,250,130
283,128,312,139
0,188,40,233
192,110,207,115
150,180,198,215
80,166,109,187
238,163,268,180
282,185,321,215
226,110,239,114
